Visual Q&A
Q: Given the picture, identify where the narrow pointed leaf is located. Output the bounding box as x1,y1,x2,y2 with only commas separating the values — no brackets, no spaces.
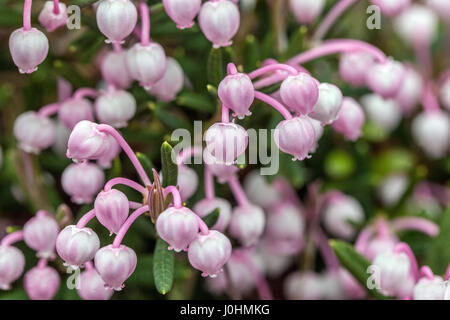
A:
153,238,174,295
161,142,178,188
202,208,220,228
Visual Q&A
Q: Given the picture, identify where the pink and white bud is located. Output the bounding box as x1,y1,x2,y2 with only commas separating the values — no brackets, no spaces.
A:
225,254,256,295
147,57,184,102
331,97,365,141
427,0,450,22
163,0,202,29
366,60,405,98
66,120,109,162
322,194,365,240
95,89,136,128
188,230,232,277
96,0,138,44
94,244,137,291
413,275,447,300
204,122,248,165
412,111,450,159
358,230,399,262
243,170,281,209
229,204,265,246
274,116,316,161
24,266,60,300
218,72,254,119
378,173,408,207
0,246,25,290
203,152,239,183
361,94,402,132
9,28,49,74
310,83,343,125
101,50,133,89
38,1,69,32
77,268,114,300
94,189,129,235
280,73,319,115
440,76,450,112
309,117,324,152
61,162,105,204
156,207,199,252
178,165,199,201
394,66,423,115
194,197,232,232
198,0,240,48
256,240,293,277
13,111,55,154
23,210,59,259
339,52,374,87
371,0,411,17
394,5,438,45
56,225,100,268
284,271,328,300
58,98,94,130
289,0,326,24
96,135,121,168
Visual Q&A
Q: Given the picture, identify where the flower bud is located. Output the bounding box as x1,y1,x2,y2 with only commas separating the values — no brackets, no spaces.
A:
126,42,167,90
23,210,59,259
378,173,408,207
243,170,281,209
274,116,316,161
94,245,137,291
95,89,136,128
322,194,365,240
9,28,49,74
94,189,129,235
147,57,184,102
412,111,450,159
203,152,239,183
229,204,265,246
163,0,202,29
371,0,411,17
77,268,114,300
339,52,374,87
218,72,254,119
155,207,199,252
309,117,324,152
101,50,133,89
427,0,450,22
97,135,121,168
198,0,240,48
193,198,232,232
96,0,137,44
225,252,259,295
394,66,423,115
366,60,405,98
361,94,402,132
289,0,325,24
394,5,438,45
204,122,248,165
176,165,199,201
188,230,232,277
413,275,447,300
0,246,25,290
280,73,319,115
24,266,60,300
58,97,94,130
331,97,365,141
38,1,69,32
310,83,343,125
56,225,100,268
62,162,105,204
13,111,55,154
66,120,109,162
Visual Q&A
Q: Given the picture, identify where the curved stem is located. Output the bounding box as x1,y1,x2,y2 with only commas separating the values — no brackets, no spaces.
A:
221,105,230,123
38,103,61,117
113,206,149,248
227,63,238,75
85,261,94,271
419,266,434,280
413,40,432,79
139,1,151,46
112,42,122,53
97,124,151,186
129,201,144,209
227,176,249,207
421,82,441,113
286,39,387,66
176,145,203,165
104,177,147,194
23,0,32,31
195,214,210,235
394,242,419,281
204,166,215,200
254,91,293,120
312,0,358,41
253,73,289,90
37,258,48,269
0,231,24,247
390,217,439,237
163,186,182,208
354,226,373,254
76,209,96,228
52,0,60,14
236,251,273,300
73,88,98,100
315,228,340,271
248,64,298,80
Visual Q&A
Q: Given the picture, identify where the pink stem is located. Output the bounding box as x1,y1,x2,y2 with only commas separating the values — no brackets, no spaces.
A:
52,0,60,14
394,242,419,281
104,177,147,194
195,215,210,235
354,226,373,253
129,201,144,209
37,258,48,269
315,228,340,271
112,42,122,53
421,82,441,113
286,39,387,66
413,39,432,79
221,105,230,123
390,217,439,237
236,251,273,300
23,0,32,31
176,145,203,165
248,64,298,79
113,206,149,248
139,1,151,46
97,124,151,186
85,261,94,271
0,231,24,247
254,90,293,120
73,88,98,100
38,103,61,117
227,63,238,75
76,209,96,228
164,186,182,208
419,266,434,280
204,166,215,200
253,73,289,90
312,0,359,41
227,176,249,207
445,264,450,281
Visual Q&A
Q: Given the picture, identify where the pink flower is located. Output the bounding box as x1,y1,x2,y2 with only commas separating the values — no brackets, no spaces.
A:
394,5,438,45
155,207,199,252
9,28,49,74
289,0,326,24
94,189,130,235
147,57,184,102
331,97,365,141
310,83,343,125
394,66,423,115
280,73,319,115
24,266,60,300
58,97,95,130
198,0,240,48
23,210,59,259
56,225,100,268
94,245,137,291
38,1,68,32
427,0,450,22
96,0,138,44
77,268,114,300
243,170,281,209
163,0,202,29
413,275,447,300
13,111,55,154
218,72,254,119
0,246,25,290
61,162,105,204
361,94,402,132
97,135,121,169
177,165,199,201
371,0,411,17
193,198,232,232
229,204,265,247
66,120,109,162
101,50,133,89
95,89,136,128
203,152,239,183
412,111,450,159
339,51,374,87
366,59,405,98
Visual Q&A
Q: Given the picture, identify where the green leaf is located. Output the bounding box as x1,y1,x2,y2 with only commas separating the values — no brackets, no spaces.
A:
330,240,390,300
176,92,216,113
426,207,450,274
161,142,178,188
207,47,224,87
243,34,261,71
202,208,220,228
153,238,174,295
136,152,155,180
